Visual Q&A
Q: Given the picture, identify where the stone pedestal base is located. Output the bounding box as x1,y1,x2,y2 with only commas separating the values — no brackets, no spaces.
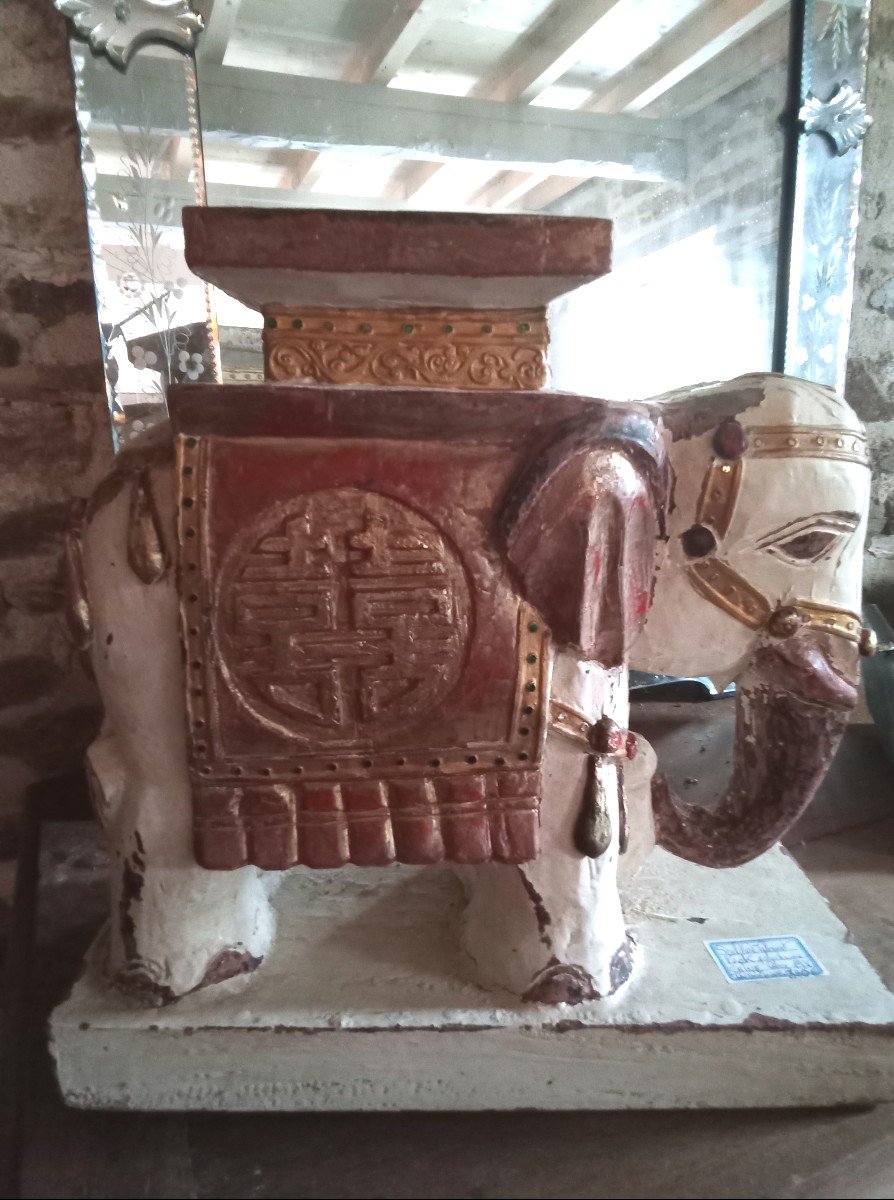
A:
51,847,894,1111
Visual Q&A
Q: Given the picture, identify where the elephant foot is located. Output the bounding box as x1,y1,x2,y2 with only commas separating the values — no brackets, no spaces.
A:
523,936,637,1005
523,961,598,1004
112,959,177,1007
111,945,264,1007
198,946,264,989
606,935,637,995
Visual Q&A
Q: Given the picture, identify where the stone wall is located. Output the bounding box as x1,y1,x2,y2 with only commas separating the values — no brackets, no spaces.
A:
847,0,894,618
0,0,111,851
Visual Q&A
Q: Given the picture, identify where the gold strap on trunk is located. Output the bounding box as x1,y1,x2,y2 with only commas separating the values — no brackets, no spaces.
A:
549,699,598,747
793,600,863,643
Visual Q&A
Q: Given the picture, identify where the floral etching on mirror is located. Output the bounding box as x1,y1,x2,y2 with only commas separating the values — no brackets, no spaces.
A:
101,118,212,439
69,42,214,446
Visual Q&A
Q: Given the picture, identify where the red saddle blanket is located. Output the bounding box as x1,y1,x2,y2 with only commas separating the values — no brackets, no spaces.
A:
171,385,566,870
170,384,660,870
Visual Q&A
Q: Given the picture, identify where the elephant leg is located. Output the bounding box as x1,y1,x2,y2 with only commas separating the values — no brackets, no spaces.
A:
88,726,275,1003
81,465,275,1003
456,654,635,1003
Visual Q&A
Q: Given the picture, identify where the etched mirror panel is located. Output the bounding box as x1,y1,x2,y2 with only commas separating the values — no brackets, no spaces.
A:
68,38,216,445
61,1,870,420
192,0,792,399
786,0,871,391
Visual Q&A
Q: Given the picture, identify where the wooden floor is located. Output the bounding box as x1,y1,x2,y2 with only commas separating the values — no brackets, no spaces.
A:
11,702,894,1199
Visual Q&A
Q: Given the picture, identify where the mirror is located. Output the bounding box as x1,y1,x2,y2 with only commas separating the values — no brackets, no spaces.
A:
62,0,871,443
70,39,217,445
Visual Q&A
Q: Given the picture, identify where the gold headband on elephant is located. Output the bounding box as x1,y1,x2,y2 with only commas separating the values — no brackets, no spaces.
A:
680,417,876,656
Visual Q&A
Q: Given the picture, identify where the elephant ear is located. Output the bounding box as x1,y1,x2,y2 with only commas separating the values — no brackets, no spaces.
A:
501,431,662,667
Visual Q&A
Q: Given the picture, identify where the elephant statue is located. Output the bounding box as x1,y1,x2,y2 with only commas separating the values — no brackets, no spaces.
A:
65,369,872,1007
60,206,873,1008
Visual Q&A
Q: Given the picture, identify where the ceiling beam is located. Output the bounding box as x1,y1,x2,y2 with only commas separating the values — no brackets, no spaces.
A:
585,0,789,115
342,0,453,85
401,0,623,200
639,7,790,119
383,159,444,201
275,149,329,192
278,1,454,193
470,0,622,103
467,170,540,208
517,0,788,212
515,173,593,211
84,58,686,184
467,169,553,210
196,0,242,69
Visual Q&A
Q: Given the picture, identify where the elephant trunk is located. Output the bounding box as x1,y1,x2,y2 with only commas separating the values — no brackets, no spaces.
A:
652,630,858,868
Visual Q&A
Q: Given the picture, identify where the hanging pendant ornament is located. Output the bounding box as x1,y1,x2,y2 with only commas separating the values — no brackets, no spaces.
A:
572,716,637,859
574,754,614,859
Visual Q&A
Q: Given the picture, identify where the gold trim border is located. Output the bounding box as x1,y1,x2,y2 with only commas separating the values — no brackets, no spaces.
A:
263,306,547,342
795,600,863,643
695,459,742,537
686,558,863,644
746,425,869,466
548,699,593,747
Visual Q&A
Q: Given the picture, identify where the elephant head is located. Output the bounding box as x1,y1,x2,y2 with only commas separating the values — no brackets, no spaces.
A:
631,373,872,867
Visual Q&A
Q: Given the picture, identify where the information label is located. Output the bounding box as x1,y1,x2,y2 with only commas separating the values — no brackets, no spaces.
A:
706,936,827,983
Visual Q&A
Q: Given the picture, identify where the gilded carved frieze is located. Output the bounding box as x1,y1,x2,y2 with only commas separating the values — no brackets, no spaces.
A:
263,307,549,390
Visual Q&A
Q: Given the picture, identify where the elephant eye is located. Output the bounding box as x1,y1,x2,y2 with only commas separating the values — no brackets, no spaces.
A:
757,512,859,565
776,530,838,560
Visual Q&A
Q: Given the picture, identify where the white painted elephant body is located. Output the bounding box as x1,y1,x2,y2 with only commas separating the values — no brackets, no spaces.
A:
70,372,871,1005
